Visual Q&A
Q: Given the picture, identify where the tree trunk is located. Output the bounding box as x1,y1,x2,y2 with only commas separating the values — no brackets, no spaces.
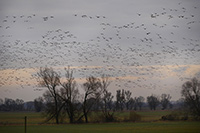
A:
69,103,74,123
69,116,74,123
84,113,88,123
83,106,88,123
83,93,88,123
54,96,59,124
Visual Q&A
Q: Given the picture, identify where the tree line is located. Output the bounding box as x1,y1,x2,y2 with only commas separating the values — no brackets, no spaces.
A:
0,98,37,111
1,67,199,122
0,98,24,111
35,67,174,124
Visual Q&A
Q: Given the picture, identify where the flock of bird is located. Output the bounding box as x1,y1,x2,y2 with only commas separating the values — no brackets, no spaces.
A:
0,1,200,99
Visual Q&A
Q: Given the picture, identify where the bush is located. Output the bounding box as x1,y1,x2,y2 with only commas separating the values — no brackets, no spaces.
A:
105,114,116,122
161,111,188,121
129,111,141,122
161,114,178,121
89,112,116,123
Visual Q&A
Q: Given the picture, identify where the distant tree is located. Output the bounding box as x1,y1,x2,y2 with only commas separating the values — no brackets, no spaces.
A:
34,97,44,112
0,98,3,105
60,67,80,123
37,67,61,124
4,98,16,111
121,90,125,110
1,98,23,111
82,76,101,123
137,96,145,110
128,97,135,110
124,90,132,110
116,89,125,111
175,98,185,109
116,90,121,110
24,101,35,111
169,102,173,109
15,99,24,111
181,77,200,118
147,95,160,110
133,97,138,110
0,98,3,111
160,94,171,110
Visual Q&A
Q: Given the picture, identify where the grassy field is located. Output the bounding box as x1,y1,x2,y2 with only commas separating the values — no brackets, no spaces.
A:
0,110,171,124
0,111,200,133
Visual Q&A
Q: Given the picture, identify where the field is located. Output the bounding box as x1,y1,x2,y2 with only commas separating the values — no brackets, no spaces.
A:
0,111,200,133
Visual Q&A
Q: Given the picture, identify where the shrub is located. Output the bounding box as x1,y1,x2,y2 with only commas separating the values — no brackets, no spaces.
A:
161,111,188,121
129,111,141,122
105,114,116,122
89,112,116,123
161,114,178,121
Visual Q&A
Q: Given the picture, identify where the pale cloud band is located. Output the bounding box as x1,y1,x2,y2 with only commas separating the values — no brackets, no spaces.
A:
0,64,199,101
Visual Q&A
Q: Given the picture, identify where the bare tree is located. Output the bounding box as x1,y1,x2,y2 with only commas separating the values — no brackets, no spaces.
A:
42,91,59,120
60,67,80,123
147,95,160,110
181,77,200,118
100,75,115,122
160,94,171,110
37,67,61,124
82,76,101,123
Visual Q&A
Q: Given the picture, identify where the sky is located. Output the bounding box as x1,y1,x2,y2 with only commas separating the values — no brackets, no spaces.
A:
0,0,200,101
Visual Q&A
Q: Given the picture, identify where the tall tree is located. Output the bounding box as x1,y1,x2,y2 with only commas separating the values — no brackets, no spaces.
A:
181,77,200,118
42,90,63,123
160,94,171,110
100,75,115,122
37,67,61,124
60,67,80,123
147,95,160,110
82,76,101,123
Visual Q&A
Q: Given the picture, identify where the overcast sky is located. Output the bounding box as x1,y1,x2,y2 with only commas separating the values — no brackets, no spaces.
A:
0,0,200,101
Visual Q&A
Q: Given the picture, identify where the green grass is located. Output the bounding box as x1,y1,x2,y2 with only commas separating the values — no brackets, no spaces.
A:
0,112,45,124
1,121,200,133
0,110,171,124
0,111,200,133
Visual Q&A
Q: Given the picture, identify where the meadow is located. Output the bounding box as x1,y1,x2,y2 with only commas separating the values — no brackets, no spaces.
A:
0,111,200,133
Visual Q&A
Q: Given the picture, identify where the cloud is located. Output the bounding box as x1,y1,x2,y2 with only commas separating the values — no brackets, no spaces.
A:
0,68,37,87
184,65,200,77
1,64,199,101
1,64,199,87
